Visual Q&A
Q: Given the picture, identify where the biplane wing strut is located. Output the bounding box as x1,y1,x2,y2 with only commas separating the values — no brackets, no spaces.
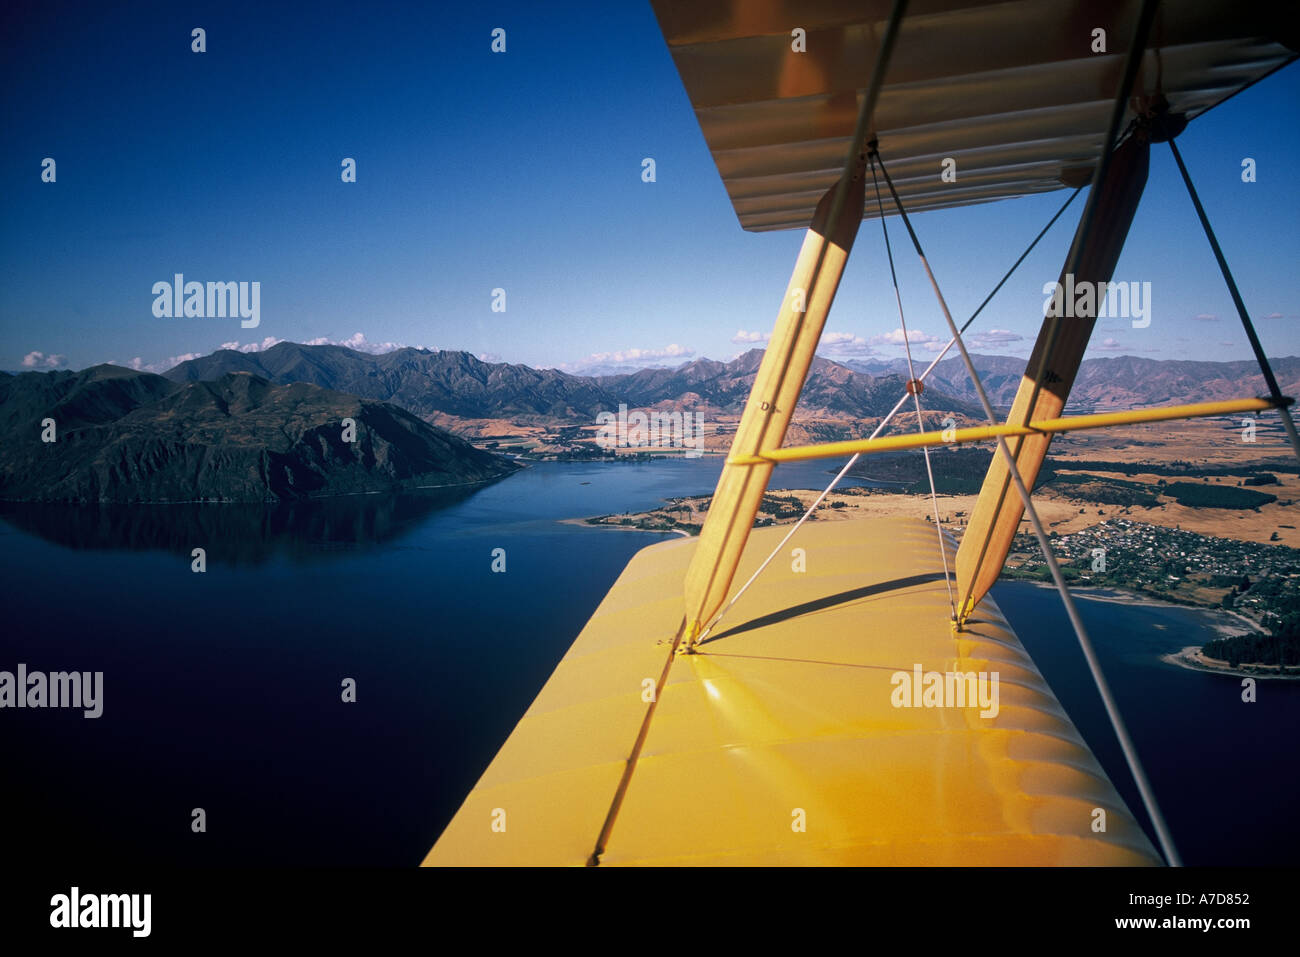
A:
679,0,906,645
680,164,867,645
955,129,1151,619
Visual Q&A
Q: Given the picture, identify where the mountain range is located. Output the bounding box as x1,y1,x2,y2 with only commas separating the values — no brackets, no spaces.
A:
5,344,1293,502
0,365,517,503
842,354,1300,410
162,344,983,423
162,342,1300,426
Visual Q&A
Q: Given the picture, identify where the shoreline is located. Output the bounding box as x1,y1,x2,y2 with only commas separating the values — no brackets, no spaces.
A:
558,516,692,538
1009,580,1297,678
1016,580,1261,637
1161,644,1299,680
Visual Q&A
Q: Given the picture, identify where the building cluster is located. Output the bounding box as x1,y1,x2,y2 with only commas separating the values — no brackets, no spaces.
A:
1006,518,1300,627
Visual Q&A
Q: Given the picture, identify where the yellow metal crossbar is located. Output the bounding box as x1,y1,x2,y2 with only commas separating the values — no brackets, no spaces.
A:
727,397,1284,466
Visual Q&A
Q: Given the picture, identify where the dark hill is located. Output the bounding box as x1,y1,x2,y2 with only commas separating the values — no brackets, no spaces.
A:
0,369,518,503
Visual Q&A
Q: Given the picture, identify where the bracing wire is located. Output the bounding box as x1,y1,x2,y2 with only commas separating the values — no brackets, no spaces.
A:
1166,136,1300,466
869,154,957,620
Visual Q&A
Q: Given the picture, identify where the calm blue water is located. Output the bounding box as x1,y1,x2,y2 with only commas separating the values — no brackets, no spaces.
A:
1,459,1293,866
992,581,1300,866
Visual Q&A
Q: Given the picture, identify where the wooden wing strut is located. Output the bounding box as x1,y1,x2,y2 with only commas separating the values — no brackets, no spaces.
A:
682,165,866,644
955,132,1150,617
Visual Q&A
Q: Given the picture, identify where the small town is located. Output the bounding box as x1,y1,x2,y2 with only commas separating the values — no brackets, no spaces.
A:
1003,518,1300,630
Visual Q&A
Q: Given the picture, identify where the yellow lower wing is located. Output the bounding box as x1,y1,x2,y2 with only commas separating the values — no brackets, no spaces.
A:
424,516,1160,866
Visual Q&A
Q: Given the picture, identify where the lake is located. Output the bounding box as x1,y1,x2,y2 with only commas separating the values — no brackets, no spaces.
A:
1,458,1294,866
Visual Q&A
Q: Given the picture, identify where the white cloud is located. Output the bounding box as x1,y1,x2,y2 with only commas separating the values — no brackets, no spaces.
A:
214,336,287,355
559,343,696,373
1264,312,1283,320
249,336,286,353
1192,313,1218,321
969,329,1023,349
869,327,943,349
820,331,876,356
731,329,768,344
217,333,409,356
1096,337,1123,351
21,351,66,368
143,352,204,374
477,352,502,363
302,331,407,354
96,352,216,374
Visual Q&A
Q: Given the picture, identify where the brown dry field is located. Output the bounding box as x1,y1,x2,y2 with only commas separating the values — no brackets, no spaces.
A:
1046,414,1291,467
1043,417,1299,546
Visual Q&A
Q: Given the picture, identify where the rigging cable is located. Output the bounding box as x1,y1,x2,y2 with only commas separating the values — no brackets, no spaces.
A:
870,153,956,620
1166,136,1300,466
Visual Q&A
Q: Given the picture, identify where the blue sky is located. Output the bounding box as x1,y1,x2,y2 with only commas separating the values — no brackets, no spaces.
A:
2,0,1297,375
